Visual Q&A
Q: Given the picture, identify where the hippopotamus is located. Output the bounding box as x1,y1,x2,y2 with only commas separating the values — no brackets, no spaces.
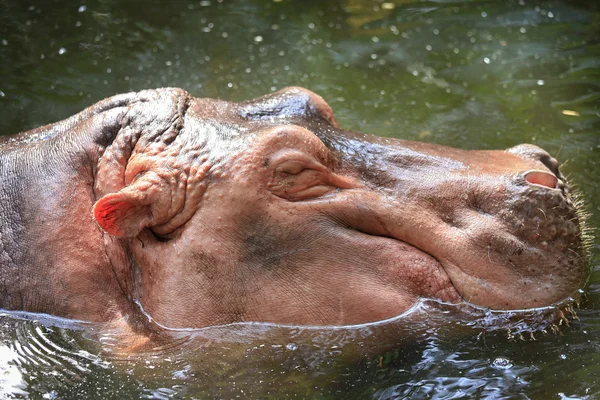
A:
0,87,587,340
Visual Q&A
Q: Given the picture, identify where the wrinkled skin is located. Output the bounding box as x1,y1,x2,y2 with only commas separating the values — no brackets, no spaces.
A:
0,87,587,341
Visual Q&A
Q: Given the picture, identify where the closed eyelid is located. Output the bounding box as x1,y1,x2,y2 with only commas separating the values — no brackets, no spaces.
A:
275,159,328,176
268,149,327,170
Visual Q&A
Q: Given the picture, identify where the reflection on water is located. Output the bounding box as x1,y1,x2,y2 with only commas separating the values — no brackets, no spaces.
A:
1,0,599,398
0,300,591,399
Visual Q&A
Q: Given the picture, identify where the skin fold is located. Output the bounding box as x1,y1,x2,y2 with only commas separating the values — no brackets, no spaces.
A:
0,87,587,344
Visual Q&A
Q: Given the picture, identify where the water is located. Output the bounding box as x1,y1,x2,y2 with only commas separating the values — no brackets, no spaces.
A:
0,301,590,398
1,0,599,398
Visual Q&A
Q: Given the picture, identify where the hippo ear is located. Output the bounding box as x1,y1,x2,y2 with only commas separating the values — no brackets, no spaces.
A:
93,172,167,237
93,193,151,237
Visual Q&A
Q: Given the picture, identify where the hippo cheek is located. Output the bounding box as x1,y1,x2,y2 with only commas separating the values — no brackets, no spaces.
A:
241,191,465,318
232,214,463,325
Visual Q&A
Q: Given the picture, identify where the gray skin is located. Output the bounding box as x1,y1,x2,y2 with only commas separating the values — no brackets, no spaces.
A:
0,87,586,346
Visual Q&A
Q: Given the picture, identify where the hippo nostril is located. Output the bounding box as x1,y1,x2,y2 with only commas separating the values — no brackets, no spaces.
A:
524,171,558,189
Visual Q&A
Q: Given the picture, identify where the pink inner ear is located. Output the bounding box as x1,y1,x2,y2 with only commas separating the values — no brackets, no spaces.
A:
93,197,136,237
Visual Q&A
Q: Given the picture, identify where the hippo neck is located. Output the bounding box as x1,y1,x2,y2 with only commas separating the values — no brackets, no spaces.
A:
0,141,134,321
0,148,27,309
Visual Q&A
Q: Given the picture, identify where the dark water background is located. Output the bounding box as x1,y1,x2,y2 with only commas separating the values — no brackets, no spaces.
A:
0,0,599,398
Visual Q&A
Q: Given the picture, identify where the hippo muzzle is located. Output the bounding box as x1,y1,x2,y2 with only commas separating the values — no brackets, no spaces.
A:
340,137,586,311
0,87,588,332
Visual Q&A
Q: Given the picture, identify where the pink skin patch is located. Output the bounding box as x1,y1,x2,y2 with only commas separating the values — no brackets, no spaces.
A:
524,171,558,189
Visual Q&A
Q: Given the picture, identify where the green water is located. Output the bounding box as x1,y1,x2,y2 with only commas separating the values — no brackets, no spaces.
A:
1,0,599,398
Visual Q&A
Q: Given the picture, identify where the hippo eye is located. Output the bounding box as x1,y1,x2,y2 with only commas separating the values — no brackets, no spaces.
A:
269,149,328,176
275,160,311,175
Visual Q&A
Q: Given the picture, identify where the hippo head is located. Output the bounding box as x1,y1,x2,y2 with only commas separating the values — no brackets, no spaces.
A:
85,87,587,329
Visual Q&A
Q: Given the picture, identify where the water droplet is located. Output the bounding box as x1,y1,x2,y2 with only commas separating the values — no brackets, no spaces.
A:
382,2,395,10
547,11,554,18
200,0,211,6
537,79,544,85
426,45,432,51
483,57,490,64
78,5,86,12
254,35,263,43
58,47,66,55
492,357,513,369
106,68,112,73
1,39,7,46
481,11,487,18
165,60,172,66
42,391,58,400
371,36,379,43
520,27,527,33
286,343,297,351
0,91,5,97
560,354,567,360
